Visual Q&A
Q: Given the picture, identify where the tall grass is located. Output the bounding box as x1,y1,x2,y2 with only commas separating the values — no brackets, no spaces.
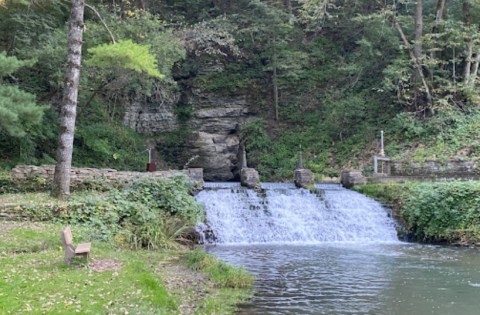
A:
185,249,254,288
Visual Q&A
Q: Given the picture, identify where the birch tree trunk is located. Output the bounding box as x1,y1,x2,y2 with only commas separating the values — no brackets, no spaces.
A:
52,0,85,199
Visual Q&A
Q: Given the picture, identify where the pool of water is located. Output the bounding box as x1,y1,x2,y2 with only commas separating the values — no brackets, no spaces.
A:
207,243,480,315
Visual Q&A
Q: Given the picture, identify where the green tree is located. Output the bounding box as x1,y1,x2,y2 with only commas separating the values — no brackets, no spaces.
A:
0,53,44,137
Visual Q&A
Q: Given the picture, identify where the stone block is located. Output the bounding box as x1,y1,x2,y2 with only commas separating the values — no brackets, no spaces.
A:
294,169,314,188
240,168,260,189
340,170,366,189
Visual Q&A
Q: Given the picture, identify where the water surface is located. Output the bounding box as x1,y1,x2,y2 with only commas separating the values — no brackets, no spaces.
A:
208,244,480,315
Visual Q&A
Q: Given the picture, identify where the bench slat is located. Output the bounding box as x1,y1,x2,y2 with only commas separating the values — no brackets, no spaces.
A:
75,243,91,254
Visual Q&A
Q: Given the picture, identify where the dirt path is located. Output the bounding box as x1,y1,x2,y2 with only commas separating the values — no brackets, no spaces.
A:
159,259,212,315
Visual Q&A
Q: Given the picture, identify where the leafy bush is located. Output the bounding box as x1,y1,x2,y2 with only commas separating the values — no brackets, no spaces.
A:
59,175,204,248
402,181,480,243
0,171,17,194
357,181,480,244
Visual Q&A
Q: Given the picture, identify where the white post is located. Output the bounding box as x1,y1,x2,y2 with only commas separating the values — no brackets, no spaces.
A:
380,130,385,157
147,148,152,163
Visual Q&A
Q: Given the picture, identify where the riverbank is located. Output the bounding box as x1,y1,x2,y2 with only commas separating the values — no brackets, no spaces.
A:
354,181,480,246
0,174,253,314
0,221,252,314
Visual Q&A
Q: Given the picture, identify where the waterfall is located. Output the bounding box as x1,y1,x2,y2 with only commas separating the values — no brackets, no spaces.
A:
196,183,399,244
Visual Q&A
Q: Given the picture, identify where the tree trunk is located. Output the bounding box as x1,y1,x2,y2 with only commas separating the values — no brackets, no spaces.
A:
463,0,471,26
284,0,292,15
463,0,472,84
272,36,279,121
52,0,85,199
430,0,447,60
463,41,473,84
394,19,433,112
413,0,423,60
469,51,480,86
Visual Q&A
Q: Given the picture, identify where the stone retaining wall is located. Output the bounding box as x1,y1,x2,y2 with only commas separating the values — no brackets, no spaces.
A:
390,160,478,176
11,165,204,190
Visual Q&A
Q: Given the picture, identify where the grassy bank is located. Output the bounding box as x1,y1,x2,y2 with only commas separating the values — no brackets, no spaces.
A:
0,175,253,314
355,181,480,245
0,221,252,314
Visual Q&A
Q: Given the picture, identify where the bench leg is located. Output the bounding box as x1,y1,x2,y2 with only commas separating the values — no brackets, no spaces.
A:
64,252,74,265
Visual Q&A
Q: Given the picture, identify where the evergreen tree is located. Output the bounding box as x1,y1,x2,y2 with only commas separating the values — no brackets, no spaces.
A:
0,53,44,137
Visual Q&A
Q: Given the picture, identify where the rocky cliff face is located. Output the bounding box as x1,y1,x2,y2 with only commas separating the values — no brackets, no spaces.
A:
124,93,179,134
123,63,251,181
186,88,249,181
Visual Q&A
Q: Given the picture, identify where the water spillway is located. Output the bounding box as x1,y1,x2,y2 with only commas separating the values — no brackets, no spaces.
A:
195,183,398,244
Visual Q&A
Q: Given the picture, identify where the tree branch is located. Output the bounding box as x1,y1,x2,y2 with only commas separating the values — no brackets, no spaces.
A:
85,3,116,44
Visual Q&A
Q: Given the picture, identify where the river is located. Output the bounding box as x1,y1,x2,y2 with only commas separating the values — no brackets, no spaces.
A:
196,183,480,314
208,243,480,315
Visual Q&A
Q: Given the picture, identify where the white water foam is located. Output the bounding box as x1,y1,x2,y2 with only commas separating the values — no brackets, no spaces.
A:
196,183,399,244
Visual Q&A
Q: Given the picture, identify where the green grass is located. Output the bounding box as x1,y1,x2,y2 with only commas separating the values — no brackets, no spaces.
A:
185,249,254,289
0,222,178,314
195,288,252,315
0,222,253,314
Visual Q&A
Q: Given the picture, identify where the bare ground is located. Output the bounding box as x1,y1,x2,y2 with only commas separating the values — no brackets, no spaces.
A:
158,258,212,315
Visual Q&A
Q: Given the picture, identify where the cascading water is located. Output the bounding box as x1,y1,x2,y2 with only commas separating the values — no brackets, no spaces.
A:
196,183,398,244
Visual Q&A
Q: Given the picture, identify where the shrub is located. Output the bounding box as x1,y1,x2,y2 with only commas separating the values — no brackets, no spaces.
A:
357,181,480,244
58,175,204,248
402,181,480,242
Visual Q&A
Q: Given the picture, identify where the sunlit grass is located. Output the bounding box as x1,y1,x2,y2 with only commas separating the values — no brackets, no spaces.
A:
0,222,253,314
0,222,178,314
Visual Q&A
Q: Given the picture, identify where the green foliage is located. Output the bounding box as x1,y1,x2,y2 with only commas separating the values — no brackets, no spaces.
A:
2,0,480,181
0,52,35,77
186,249,254,288
2,176,203,249
74,122,147,171
0,53,45,138
154,129,192,169
62,176,203,248
0,85,45,137
87,40,164,79
356,182,480,244
123,176,204,224
401,181,480,243
387,109,480,162
0,170,16,194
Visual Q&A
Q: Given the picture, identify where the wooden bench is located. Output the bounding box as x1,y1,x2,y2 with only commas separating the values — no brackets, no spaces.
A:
60,227,91,264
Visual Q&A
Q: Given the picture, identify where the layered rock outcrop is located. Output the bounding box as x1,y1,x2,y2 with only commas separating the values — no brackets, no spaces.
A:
124,92,179,134
185,89,249,181
123,61,251,181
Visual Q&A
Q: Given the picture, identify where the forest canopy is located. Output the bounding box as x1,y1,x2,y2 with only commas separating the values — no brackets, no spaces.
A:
0,0,479,179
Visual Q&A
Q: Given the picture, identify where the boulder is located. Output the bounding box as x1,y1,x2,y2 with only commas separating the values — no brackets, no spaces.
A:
340,170,366,188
